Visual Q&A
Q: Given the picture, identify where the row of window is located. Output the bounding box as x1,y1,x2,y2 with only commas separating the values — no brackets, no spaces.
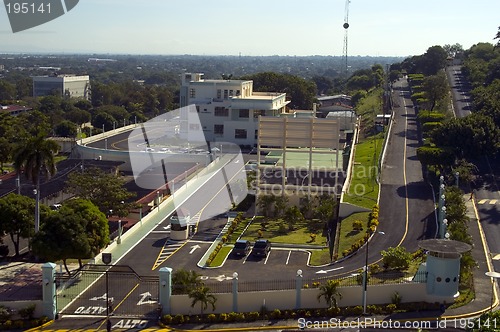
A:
216,89,241,100
213,125,258,140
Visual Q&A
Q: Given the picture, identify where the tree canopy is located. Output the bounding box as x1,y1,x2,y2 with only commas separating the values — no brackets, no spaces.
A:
65,167,136,216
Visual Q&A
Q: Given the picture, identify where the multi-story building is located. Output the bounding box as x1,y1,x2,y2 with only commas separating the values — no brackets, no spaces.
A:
179,73,289,146
33,75,90,100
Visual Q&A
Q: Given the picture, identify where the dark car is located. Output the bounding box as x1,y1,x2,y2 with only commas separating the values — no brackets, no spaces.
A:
233,240,251,256
252,239,271,257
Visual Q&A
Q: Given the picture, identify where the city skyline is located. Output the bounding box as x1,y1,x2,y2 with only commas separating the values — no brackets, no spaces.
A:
0,0,498,57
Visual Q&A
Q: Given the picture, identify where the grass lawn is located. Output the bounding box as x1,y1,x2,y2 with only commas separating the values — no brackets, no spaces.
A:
309,248,333,266
337,212,370,256
343,136,383,209
208,246,232,267
240,218,328,245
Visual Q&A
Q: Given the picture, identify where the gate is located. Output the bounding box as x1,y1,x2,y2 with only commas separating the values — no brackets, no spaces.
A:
56,265,159,319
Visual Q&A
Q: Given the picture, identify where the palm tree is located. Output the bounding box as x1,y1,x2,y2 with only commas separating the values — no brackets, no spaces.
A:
189,285,217,315
13,133,59,233
256,195,275,217
317,279,342,309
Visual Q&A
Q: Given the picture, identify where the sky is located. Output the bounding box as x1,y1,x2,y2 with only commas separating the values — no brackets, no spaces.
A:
0,0,498,57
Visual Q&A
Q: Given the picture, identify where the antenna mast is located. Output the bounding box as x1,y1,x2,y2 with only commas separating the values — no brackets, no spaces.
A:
342,0,351,77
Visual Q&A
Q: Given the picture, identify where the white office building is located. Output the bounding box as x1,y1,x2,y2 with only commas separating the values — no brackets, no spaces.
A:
33,75,90,100
179,73,289,146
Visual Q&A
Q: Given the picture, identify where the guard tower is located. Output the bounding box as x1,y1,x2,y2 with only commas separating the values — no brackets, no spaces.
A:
169,208,191,240
419,239,472,302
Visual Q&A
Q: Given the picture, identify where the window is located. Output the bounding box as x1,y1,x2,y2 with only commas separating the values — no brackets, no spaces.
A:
215,107,229,117
255,130,258,140
217,89,222,99
195,105,200,113
224,90,228,99
239,109,249,118
189,88,196,98
236,90,241,96
229,90,234,97
235,129,247,139
214,124,224,135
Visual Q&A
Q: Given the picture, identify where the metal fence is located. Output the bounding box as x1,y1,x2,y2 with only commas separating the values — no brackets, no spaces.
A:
179,271,427,295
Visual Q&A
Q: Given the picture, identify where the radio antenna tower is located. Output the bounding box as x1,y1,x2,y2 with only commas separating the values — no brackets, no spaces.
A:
342,0,351,77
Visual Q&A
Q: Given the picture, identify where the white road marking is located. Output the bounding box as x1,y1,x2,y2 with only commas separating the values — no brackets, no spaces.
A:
285,250,292,265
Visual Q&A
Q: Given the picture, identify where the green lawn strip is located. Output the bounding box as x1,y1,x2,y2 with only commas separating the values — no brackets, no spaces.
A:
343,136,383,209
337,212,370,256
309,248,332,266
356,88,383,132
240,218,327,245
206,218,252,267
208,246,232,267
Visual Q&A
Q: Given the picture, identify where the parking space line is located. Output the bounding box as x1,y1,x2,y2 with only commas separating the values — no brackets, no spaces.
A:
242,254,248,264
264,252,270,264
285,250,292,265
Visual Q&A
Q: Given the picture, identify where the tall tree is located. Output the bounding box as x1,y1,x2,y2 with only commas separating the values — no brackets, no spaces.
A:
32,211,90,275
65,167,136,216
317,279,342,309
61,199,109,261
13,133,60,233
422,72,449,111
0,194,35,256
189,285,217,315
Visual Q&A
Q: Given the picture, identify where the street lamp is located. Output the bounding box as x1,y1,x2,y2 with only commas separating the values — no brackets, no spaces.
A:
362,230,385,315
485,271,500,313
33,188,40,233
157,191,160,210
455,172,460,187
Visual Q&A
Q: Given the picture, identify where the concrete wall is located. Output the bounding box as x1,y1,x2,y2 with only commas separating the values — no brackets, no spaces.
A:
168,283,429,315
0,300,43,319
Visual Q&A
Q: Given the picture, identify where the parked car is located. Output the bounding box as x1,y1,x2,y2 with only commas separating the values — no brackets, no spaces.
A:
233,240,251,257
252,239,271,257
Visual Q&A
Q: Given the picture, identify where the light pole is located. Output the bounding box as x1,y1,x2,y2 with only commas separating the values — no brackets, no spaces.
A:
117,220,122,244
105,138,108,150
362,230,384,314
15,175,20,195
455,172,460,187
33,188,40,233
485,271,500,313
157,191,160,210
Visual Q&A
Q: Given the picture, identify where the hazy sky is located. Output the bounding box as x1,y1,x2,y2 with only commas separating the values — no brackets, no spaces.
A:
0,0,498,57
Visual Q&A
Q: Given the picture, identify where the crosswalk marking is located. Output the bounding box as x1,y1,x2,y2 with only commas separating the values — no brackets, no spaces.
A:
477,199,499,205
492,254,500,261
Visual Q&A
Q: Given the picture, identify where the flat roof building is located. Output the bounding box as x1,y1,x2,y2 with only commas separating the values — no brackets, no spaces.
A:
179,73,289,146
33,75,90,100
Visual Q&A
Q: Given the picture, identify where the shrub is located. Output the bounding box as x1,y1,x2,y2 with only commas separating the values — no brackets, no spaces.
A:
172,314,185,324
227,312,239,322
257,230,263,238
0,306,11,323
19,304,36,320
352,220,363,231
206,313,216,322
309,233,317,242
162,314,173,324
271,309,281,319
218,313,228,322
247,311,259,321
312,281,320,288
386,303,397,313
370,263,381,274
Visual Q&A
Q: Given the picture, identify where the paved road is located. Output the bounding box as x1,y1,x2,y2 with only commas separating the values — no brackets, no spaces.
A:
347,77,435,275
446,65,472,118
